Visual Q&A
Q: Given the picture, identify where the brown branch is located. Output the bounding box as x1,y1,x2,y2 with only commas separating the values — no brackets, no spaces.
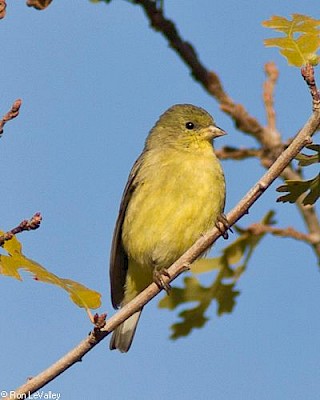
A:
301,63,320,107
273,163,320,258
215,146,262,161
0,99,22,137
0,213,42,246
134,0,266,141
5,5,320,397
6,92,320,400
263,62,280,139
26,0,53,10
247,223,320,245
0,0,6,19
133,0,316,160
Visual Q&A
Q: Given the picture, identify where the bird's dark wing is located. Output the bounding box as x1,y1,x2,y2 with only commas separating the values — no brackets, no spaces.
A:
109,154,144,309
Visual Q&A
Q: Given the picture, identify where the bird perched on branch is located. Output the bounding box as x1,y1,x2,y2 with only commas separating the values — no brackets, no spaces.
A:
109,104,226,352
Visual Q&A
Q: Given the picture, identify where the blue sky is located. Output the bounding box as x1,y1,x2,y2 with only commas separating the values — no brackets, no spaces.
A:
1,1,319,399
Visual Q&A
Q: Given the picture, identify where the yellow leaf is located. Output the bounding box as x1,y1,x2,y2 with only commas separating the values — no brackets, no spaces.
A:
262,14,320,66
0,232,101,310
2,233,22,255
224,236,247,264
279,49,305,67
191,257,222,274
0,255,22,279
63,279,101,309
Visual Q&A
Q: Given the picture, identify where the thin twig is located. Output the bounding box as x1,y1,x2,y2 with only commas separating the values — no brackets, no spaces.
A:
132,0,320,259
133,0,266,141
215,146,262,161
0,213,42,246
247,223,320,245
301,63,320,107
263,62,280,139
0,0,6,19
277,165,320,259
0,99,22,137
26,0,53,10
6,99,320,400
5,5,320,397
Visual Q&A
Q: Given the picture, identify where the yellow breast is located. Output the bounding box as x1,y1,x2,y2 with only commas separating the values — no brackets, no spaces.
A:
122,145,225,270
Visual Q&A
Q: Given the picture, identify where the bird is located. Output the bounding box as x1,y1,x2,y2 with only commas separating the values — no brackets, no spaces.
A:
109,104,226,352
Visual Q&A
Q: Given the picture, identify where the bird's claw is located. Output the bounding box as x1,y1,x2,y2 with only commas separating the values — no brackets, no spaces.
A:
215,213,232,239
153,268,171,294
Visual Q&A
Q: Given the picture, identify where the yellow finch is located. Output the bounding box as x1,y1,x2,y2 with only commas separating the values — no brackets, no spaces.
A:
109,104,226,352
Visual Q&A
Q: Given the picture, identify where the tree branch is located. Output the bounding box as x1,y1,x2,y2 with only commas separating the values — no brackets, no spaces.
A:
132,1,320,260
247,223,320,245
0,99,22,137
301,63,320,106
278,166,320,258
26,0,53,10
5,4,320,396
0,213,42,246
215,146,262,161
263,62,281,142
133,0,266,141
0,0,6,19
6,97,320,400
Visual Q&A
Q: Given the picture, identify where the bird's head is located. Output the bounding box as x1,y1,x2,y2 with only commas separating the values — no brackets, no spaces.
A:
146,104,226,150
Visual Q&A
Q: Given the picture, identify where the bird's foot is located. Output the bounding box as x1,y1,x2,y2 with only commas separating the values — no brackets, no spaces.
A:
153,268,171,294
215,213,232,239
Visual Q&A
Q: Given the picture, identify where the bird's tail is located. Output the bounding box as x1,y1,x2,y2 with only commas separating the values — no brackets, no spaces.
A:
109,309,142,352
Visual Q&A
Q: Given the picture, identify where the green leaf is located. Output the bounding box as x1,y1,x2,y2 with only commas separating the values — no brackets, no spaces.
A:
303,175,320,205
296,144,320,166
159,212,274,340
215,281,239,315
0,233,101,310
191,257,222,273
171,304,209,339
159,276,208,311
276,174,320,205
262,14,320,66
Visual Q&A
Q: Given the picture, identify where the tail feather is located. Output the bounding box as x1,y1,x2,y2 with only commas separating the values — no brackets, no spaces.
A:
109,309,142,352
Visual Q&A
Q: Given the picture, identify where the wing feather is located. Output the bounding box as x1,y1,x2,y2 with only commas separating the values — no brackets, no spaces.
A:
109,154,144,308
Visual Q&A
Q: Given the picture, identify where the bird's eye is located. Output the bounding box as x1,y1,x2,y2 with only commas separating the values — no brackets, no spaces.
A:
185,122,194,130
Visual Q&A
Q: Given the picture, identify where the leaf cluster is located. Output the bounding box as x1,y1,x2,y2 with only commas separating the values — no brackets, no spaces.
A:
2,3,319,346
277,144,320,205
263,14,320,66
159,212,275,339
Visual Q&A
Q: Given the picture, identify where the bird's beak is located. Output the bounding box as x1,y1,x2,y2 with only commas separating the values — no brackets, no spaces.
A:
208,125,227,139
